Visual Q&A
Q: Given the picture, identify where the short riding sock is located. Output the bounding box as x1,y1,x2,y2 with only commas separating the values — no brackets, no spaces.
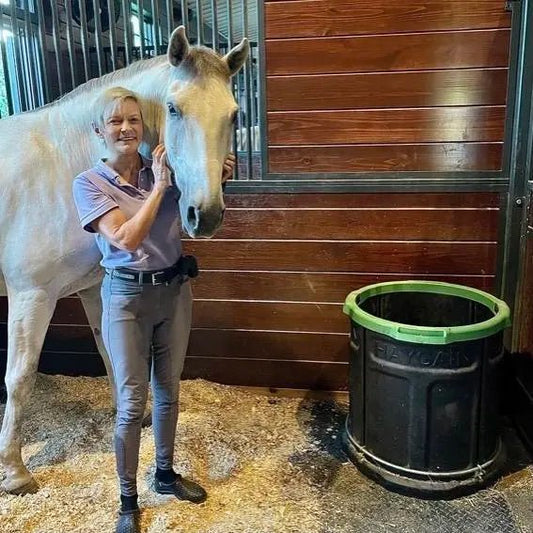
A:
120,493,139,513
155,467,178,484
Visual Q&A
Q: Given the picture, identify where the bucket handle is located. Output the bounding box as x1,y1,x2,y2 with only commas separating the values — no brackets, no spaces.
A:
396,326,447,339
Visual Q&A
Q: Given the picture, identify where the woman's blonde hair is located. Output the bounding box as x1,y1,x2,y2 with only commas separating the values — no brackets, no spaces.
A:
94,86,144,127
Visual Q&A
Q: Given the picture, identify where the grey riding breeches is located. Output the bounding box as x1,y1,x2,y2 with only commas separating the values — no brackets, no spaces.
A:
101,271,192,497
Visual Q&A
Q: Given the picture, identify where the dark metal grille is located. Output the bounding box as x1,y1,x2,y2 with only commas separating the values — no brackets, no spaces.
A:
0,0,261,179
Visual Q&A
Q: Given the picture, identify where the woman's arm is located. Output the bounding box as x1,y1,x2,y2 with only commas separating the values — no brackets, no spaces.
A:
93,144,170,252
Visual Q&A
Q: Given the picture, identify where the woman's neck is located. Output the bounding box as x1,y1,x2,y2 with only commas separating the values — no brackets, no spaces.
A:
105,153,142,185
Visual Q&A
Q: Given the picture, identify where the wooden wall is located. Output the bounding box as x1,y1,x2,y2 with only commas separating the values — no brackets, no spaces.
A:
265,0,511,173
0,1,513,391
0,191,502,390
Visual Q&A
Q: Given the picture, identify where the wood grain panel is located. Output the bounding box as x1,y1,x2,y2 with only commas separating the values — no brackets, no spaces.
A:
267,69,508,111
216,208,498,241
193,301,344,332
189,329,349,361
183,357,348,390
17,325,350,363
265,1,511,39
224,193,502,209
0,348,348,389
266,30,511,75
268,143,503,172
267,106,506,145
184,241,497,275
0,270,496,331
191,272,495,302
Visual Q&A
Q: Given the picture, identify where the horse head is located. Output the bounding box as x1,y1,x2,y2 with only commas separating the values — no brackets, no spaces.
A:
161,26,249,238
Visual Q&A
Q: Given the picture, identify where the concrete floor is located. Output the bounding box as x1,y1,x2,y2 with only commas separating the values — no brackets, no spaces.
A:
305,399,533,533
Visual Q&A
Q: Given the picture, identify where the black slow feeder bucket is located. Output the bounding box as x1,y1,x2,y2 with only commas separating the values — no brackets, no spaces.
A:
342,281,511,499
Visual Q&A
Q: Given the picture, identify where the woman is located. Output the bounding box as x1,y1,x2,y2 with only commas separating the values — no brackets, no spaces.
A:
72,87,235,533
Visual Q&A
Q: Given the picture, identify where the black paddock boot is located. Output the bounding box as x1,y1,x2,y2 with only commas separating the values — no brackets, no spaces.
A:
153,474,207,503
115,509,141,533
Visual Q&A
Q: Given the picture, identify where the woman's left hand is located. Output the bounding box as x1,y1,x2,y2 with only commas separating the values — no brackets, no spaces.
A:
222,153,236,184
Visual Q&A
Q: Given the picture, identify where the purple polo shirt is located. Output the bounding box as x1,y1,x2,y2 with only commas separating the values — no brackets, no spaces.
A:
72,156,182,271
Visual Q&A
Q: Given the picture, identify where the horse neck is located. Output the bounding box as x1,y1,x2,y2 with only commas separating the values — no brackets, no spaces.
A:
46,61,172,164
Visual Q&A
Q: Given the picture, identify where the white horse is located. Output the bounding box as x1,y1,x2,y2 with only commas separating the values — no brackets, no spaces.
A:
0,26,248,495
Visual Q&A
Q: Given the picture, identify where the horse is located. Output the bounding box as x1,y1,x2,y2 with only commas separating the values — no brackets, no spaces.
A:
0,26,249,495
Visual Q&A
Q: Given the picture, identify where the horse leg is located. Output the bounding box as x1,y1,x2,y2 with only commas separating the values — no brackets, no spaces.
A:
77,284,116,405
77,284,152,427
0,288,56,494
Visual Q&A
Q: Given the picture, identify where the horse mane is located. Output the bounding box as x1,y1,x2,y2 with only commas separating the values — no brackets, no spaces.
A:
48,45,229,108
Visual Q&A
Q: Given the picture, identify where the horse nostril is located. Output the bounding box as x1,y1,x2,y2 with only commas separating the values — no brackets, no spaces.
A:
187,206,198,228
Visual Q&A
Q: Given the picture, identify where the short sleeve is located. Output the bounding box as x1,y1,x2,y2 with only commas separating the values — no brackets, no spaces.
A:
72,175,118,233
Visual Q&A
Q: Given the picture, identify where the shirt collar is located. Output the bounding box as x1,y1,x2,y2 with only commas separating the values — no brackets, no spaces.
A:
95,154,153,191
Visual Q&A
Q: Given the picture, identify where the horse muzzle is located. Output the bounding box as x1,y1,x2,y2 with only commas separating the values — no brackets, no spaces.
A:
183,203,225,238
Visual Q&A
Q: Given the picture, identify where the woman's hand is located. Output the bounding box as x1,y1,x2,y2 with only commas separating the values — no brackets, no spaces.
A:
222,153,236,184
152,143,171,191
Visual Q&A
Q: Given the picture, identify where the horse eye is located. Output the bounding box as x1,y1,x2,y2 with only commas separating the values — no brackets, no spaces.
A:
167,103,181,118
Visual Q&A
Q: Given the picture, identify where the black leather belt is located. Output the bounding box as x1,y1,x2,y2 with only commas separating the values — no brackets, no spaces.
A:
107,265,180,286
106,255,199,286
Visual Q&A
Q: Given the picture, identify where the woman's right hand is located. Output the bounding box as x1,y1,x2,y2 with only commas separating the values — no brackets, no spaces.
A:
152,143,171,191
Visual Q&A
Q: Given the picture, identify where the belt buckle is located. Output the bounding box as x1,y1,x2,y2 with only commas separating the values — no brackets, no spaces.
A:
152,271,164,285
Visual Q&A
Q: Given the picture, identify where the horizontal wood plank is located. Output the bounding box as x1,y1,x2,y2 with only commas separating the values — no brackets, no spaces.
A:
0,270,496,330
0,325,350,363
268,143,503,172
267,107,506,145
224,193,502,209
183,357,348,390
266,1,511,39
216,208,499,241
0,348,348,390
189,329,349,361
267,69,508,111
193,301,344,333
191,272,496,302
184,241,497,275
266,30,511,75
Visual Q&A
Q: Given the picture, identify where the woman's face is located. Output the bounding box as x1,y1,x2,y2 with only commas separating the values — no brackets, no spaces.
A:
99,98,143,157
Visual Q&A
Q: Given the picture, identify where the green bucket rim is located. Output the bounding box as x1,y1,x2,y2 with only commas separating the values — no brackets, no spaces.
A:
343,281,511,345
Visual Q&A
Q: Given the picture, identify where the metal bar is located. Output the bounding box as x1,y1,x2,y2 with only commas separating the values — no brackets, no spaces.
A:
34,0,50,103
22,0,38,108
138,0,146,58
78,0,90,80
249,45,257,167
180,0,187,30
65,0,77,88
495,0,524,303
241,0,253,180
107,0,117,70
226,0,239,179
0,5,14,114
50,0,64,95
92,0,104,75
263,170,504,181
501,0,533,349
10,0,27,111
224,177,510,195
195,0,201,44
225,0,232,50
151,0,160,54
121,0,132,65
165,0,173,38
210,0,217,49
257,0,267,179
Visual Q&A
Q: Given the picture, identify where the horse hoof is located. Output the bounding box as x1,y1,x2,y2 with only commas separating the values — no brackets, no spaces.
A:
2,478,39,495
141,411,152,428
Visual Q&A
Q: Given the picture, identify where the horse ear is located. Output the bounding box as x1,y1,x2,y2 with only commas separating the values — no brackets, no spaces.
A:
167,26,190,67
223,38,249,76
